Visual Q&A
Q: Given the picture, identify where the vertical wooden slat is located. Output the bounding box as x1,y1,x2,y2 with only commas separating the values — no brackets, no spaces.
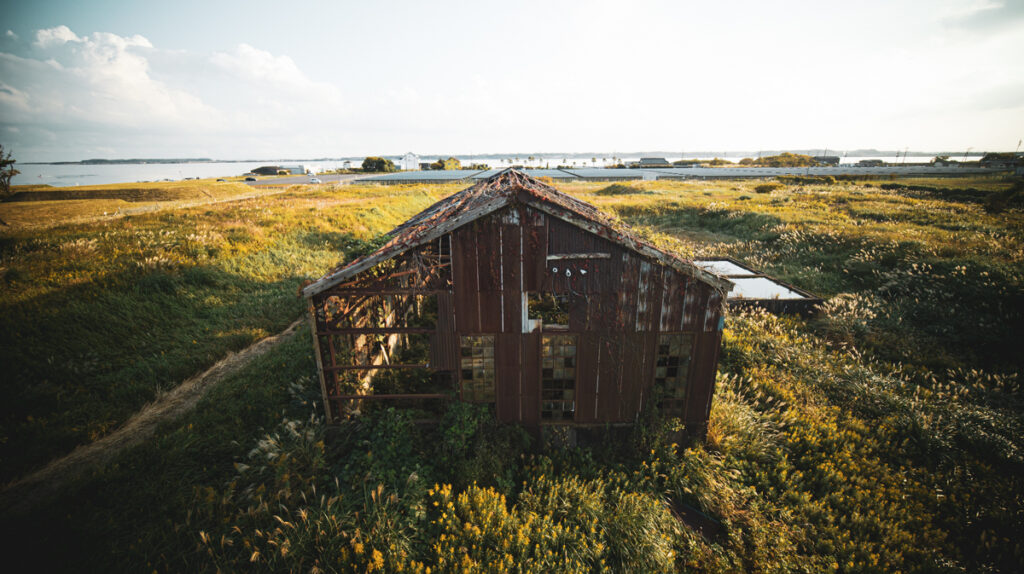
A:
452,227,479,332
477,217,502,292
704,289,723,333
501,221,523,334
619,333,646,419
496,333,520,422
522,208,547,292
685,331,722,436
479,292,503,333
619,254,640,332
521,332,541,425
574,332,599,424
308,302,333,423
682,280,705,331
597,334,623,421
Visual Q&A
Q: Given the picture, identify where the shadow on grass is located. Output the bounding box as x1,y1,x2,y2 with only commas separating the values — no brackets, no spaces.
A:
0,263,310,484
1,328,320,573
613,203,784,243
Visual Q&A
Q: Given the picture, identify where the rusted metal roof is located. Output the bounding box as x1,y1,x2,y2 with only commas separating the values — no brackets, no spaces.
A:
303,169,732,298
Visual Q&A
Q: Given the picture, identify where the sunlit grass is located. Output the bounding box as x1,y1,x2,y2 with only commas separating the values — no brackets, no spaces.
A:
2,174,1022,572
0,182,457,481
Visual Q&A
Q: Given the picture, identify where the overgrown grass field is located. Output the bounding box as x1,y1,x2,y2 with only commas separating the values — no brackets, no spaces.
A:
1,175,1021,572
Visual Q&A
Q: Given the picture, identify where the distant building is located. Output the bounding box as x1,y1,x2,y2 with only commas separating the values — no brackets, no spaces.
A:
813,156,840,166
252,165,281,175
342,160,352,170
857,159,884,167
401,152,420,171
278,165,308,175
632,158,673,168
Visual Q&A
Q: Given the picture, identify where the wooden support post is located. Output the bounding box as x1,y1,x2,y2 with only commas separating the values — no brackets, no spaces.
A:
308,302,333,424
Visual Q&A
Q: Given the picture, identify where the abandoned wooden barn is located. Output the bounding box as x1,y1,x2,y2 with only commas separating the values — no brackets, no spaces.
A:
302,169,733,437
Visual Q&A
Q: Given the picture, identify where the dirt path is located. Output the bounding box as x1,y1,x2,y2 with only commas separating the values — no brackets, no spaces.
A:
0,317,306,515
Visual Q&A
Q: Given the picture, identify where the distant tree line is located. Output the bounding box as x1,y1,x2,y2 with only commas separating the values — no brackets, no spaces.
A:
361,157,397,173
737,153,817,167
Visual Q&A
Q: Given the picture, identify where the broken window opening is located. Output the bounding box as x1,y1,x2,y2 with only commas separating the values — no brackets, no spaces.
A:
329,368,454,398
654,333,694,418
460,335,496,402
321,293,438,331
541,334,577,421
527,292,571,331
327,368,453,421
324,332,433,368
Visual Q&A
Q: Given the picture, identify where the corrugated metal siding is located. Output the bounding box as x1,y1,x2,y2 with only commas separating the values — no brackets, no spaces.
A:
312,202,726,429
501,218,524,333
521,332,541,424
597,334,624,421
496,333,520,421
522,208,547,292
452,227,480,332
685,331,723,436
574,332,600,424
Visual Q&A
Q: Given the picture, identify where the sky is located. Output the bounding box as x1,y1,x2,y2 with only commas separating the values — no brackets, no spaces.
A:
1,0,1022,162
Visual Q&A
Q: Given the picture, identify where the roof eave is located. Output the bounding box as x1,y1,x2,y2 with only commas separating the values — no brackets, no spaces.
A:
301,195,512,298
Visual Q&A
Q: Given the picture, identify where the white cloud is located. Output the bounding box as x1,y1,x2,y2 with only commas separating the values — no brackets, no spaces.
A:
212,44,311,89
33,25,80,48
1,26,349,160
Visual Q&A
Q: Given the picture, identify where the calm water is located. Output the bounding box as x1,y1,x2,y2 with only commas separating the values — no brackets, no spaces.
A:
13,155,984,187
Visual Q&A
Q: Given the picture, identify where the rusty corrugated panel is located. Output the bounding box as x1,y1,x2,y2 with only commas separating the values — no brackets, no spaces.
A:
477,218,503,292
635,260,652,331
597,334,624,421
685,331,721,435
575,332,600,424
618,253,640,332
452,227,480,332
619,333,648,419
586,294,619,333
429,332,457,371
704,289,723,332
520,332,541,424
637,331,658,415
496,333,520,421
568,293,589,331
499,218,524,334
547,216,608,255
522,207,547,292
682,281,707,331
479,292,503,333
437,291,456,332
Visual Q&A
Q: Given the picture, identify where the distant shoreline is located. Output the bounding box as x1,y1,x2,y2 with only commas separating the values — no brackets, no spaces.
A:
23,149,995,165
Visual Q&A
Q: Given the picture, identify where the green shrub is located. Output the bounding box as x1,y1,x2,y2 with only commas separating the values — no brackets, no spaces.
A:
595,183,645,195
753,183,782,194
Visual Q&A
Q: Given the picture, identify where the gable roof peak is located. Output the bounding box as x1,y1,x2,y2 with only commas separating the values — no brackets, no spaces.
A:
302,168,732,297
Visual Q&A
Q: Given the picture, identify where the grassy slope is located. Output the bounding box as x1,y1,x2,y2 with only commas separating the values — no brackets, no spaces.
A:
2,176,1022,572
0,182,459,482
0,180,280,227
